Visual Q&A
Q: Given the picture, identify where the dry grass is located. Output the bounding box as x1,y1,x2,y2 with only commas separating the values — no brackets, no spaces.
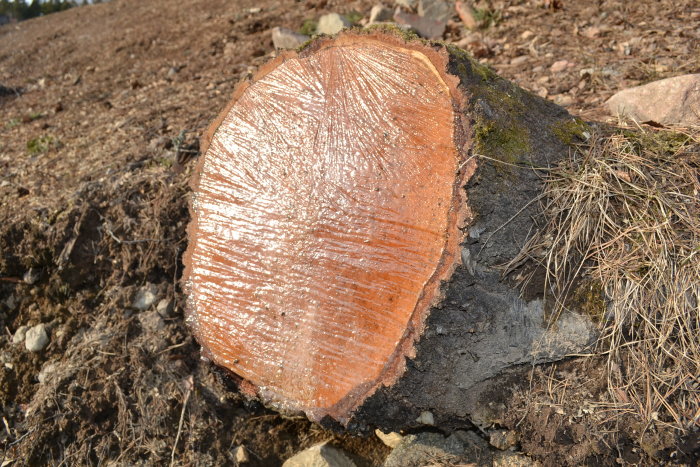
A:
508,124,700,433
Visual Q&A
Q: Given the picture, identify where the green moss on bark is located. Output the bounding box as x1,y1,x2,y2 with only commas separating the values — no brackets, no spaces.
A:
474,123,531,165
550,118,591,145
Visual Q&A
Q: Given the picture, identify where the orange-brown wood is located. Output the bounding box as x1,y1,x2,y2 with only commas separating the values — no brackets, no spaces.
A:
184,33,473,422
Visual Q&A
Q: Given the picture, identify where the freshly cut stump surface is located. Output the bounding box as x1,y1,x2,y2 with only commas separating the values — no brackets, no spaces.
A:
184,33,471,422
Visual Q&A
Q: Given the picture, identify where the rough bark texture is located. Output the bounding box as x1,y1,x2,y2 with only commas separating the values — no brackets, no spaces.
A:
346,34,598,433
184,28,597,431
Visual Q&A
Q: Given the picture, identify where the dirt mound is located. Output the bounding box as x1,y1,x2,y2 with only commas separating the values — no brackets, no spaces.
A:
0,0,697,465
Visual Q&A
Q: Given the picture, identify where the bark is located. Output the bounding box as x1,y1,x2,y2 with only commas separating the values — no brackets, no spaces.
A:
183,28,597,432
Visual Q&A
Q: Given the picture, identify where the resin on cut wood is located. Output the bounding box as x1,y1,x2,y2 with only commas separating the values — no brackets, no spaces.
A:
184,34,470,421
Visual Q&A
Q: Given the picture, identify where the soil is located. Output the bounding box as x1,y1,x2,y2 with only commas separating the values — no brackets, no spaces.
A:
0,0,698,465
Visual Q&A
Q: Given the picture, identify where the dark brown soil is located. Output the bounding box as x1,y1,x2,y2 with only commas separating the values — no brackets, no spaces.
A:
0,0,698,465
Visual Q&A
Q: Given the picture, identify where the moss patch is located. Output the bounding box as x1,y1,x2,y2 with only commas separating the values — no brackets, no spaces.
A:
551,118,591,145
474,123,531,165
567,280,607,323
298,19,317,36
623,127,694,156
26,135,57,155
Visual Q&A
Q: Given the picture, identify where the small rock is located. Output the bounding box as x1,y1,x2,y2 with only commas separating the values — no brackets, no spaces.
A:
0,352,12,366
3,294,17,311
395,0,418,9
550,60,570,73
581,26,601,38
132,283,159,310
233,445,250,464
223,42,237,57
418,0,451,22
383,433,460,467
138,309,165,332
38,362,58,384
369,5,394,24
384,431,491,467
12,325,28,344
415,410,435,425
451,430,491,456
25,323,49,352
606,74,700,126
317,13,351,35
283,442,356,467
271,27,310,50
493,451,542,467
394,10,445,38
167,66,179,77
489,429,519,450
375,429,403,448
455,1,478,29
510,55,528,66
23,267,40,285
156,298,174,318
553,94,574,106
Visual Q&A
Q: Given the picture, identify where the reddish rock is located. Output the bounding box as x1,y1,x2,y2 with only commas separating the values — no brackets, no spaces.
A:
607,74,700,126
550,60,569,73
455,1,478,29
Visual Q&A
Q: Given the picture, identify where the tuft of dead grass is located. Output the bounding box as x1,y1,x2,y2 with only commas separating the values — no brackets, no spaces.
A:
509,124,700,433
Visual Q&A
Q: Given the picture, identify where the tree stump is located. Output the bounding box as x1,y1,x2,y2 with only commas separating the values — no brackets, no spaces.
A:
183,29,596,431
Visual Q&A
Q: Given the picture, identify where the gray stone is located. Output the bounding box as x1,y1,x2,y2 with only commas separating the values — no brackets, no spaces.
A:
38,362,58,384
393,9,446,38
156,298,174,317
317,13,351,35
3,294,17,311
25,323,49,352
415,410,435,425
283,441,356,467
493,451,542,467
271,27,310,50
489,429,518,450
12,325,28,345
369,5,394,24
383,431,492,467
132,283,159,310
418,0,452,22
607,74,700,126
